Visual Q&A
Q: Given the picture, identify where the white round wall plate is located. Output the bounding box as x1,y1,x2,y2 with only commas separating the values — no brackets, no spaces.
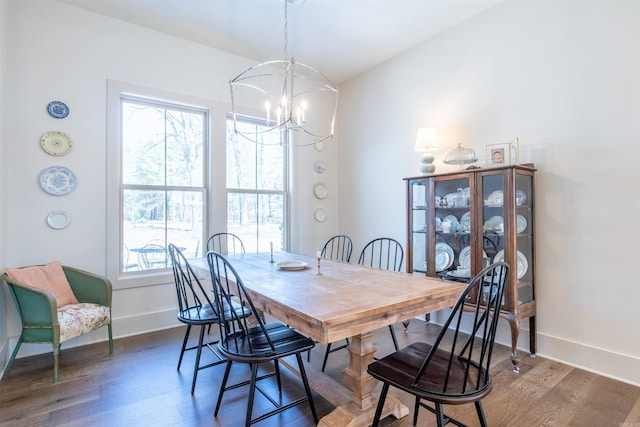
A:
314,208,327,222
47,210,70,229
313,182,328,199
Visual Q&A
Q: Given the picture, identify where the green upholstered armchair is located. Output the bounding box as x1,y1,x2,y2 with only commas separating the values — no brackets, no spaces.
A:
2,265,113,382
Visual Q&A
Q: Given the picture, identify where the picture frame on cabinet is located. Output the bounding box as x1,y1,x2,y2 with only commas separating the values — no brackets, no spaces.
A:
486,143,511,166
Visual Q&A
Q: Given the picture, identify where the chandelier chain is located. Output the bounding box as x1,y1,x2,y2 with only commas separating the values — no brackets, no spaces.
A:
283,0,288,60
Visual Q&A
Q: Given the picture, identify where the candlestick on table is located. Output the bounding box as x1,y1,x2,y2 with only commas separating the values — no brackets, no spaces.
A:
269,242,275,263
316,251,322,275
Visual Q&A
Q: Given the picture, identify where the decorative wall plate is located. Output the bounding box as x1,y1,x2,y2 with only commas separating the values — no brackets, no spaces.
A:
39,166,77,196
314,160,326,174
41,131,73,156
47,101,69,119
47,210,70,229
313,182,328,199
314,208,327,222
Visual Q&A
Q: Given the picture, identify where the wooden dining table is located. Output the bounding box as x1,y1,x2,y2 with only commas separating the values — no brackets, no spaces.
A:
190,251,467,427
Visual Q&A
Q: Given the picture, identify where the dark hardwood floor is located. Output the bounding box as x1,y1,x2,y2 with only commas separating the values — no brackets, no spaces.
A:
1,319,639,427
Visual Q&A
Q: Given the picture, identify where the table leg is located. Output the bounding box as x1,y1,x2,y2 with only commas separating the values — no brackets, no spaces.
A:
318,332,409,427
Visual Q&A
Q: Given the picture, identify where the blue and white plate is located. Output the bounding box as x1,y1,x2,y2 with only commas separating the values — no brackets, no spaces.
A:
39,166,76,196
47,101,69,119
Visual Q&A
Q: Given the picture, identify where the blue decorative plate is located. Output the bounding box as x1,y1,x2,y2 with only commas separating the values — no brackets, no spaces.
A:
47,101,69,119
39,166,76,196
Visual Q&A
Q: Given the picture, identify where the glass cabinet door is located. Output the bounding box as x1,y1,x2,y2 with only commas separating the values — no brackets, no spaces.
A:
515,172,534,305
410,180,427,274
433,175,472,281
481,172,506,306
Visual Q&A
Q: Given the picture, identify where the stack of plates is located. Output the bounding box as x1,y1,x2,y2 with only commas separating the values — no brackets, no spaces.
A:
435,243,454,272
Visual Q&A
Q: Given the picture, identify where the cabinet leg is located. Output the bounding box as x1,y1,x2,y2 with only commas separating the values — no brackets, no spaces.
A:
507,316,520,373
529,315,537,357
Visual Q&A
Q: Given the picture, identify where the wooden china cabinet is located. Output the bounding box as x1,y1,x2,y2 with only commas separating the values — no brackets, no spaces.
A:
404,164,536,371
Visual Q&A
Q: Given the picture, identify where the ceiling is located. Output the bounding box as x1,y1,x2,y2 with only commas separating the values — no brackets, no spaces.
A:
58,0,503,83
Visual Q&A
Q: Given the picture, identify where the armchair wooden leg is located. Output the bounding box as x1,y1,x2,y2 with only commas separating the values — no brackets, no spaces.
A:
53,344,60,383
108,324,114,354
4,335,22,375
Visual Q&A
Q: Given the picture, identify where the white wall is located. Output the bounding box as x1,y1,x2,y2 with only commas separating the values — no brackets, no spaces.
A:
337,0,640,385
2,0,337,365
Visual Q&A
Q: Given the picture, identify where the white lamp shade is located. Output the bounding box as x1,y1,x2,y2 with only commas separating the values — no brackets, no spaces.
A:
414,128,438,152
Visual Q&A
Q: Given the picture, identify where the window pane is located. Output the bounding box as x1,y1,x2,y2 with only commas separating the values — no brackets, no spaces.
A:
122,102,204,187
122,103,166,186
166,109,204,187
123,189,204,270
228,192,284,253
226,118,284,191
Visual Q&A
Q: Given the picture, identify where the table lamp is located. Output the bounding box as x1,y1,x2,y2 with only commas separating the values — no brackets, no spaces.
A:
414,128,438,174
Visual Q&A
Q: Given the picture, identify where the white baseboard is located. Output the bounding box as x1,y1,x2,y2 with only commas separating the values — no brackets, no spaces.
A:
535,332,640,387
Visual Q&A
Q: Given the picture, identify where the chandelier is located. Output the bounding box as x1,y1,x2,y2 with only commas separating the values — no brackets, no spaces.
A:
229,0,339,146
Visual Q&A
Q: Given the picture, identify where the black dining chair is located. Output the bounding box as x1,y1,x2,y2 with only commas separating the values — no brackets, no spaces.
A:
358,237,404,272
207,251,318,427
318,234,353,368
321,237,404,372
168,244,249,394
359,237,404,350
320,234,353,262
367,262,509,427
206,232,246,255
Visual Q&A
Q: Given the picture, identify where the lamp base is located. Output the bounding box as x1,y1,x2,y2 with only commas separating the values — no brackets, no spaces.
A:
419,152,436,174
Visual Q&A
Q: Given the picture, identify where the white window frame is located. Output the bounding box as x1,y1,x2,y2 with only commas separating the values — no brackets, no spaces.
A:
106,80,219,289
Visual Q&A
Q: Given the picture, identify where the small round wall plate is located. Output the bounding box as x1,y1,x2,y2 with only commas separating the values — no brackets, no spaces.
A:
313,182,328,199
41,130,73,156
314,208,327,222
39,166,77,196
47,101,69,119
47,210,70,229
314,161,326,174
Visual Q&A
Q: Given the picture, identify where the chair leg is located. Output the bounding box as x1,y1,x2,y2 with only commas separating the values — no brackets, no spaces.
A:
475,401,488,427
371,382,389,427
321,342,332,372
413,397,420,425
215,361,233,416
274,359,282,392
177,325,192,370
296,352,318,423
435,403,446,427
190,326,206,394
245,363,260,427
53,344,60,383
107,324,114,354
388,325,399,351
4,334,23,375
